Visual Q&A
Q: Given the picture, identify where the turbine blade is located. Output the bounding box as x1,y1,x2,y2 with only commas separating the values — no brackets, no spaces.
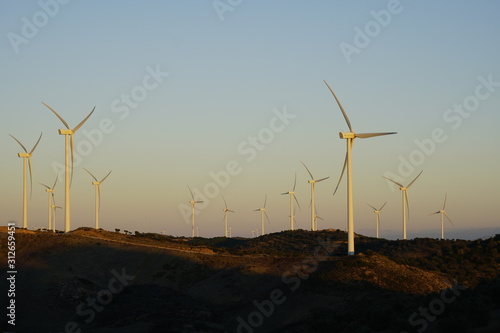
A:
42,102,70,129
367,204,378,211
188,185,195,201
444,212,454,226
84,168,98,182
40,183,51,189
264,211,270,223
323,80,353,132
356,132,397,139
443,193,447,210
293,193,301,211
383,176,404,188
223,195,228,209
263,194,267,209
52,174,58,189
9,134,28,153
293,172,297,191
428,211,440,216
407,170,423,188
379,201,387,211
281,192,289,195
315,177,329,183
301,161,314,180
73,107,96,132
333,151,348,195
100,170,112,183
29,132,43,154
28,157,33,200
405,191,410,219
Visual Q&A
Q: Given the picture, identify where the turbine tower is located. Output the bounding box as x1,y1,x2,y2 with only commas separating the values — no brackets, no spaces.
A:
254,194,270,236
43,103,95,232
9,133,43,229
384,170,423,240
281,173,300,230
188,186,204,238
429,193,453,239
367,202,387,238
222,195,235,237
84,168,112,230
301,161,329,231
40,175,58,231
325,80,396,255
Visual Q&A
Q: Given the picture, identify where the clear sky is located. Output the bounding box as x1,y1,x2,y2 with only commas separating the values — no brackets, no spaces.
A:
1,1,499,239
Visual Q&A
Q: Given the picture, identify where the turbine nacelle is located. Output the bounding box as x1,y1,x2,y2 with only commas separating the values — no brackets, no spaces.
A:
58,129,74,135
18,152,31,158
92,182,100,186
339,132,355,139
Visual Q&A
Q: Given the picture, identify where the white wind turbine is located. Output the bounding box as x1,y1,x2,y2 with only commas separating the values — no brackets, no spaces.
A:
188,186,204,238
254,194,270,236
43,103,95,232
314,205,324,229
52,205,62,231
429,193,453,240
325,80,397,255
9,133,43,229
383,170,423,240
222,195,235,237
84,169,112,230
281,173,301,230
40,175,58,231
367,202,387,239
301,161,329,231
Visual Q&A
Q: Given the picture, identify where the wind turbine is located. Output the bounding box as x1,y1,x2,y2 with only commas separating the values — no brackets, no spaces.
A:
9,133,43,229
367,202,387,239
314,205,324,229
43,102,95,232
325,80,397,255
52,205,62,231
84,168,112,230
40,175,58,231
222,195,235,237
254,194,270,236
281,173,301,230
301,161,329,231
383,170,423,240
188,186,204,238
429,193,453,239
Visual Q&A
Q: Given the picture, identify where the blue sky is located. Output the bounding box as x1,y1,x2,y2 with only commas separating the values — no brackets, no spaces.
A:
1,1,499,238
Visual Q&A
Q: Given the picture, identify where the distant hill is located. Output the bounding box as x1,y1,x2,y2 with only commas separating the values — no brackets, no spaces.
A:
1,227,499,332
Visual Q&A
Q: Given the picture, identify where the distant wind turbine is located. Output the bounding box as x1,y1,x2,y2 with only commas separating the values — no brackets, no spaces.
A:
40,175,58,231
301,161,329,231
84,168,112,230
281,173,301,230
188,186,204,238
254,194,270,236
9,133,43,229
384,170,423,240
52,205,62,231
43,103,95,232
429,193,453,239
314,205,324,228
367,202,387,239
325,80,397,255
222,195,235,237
